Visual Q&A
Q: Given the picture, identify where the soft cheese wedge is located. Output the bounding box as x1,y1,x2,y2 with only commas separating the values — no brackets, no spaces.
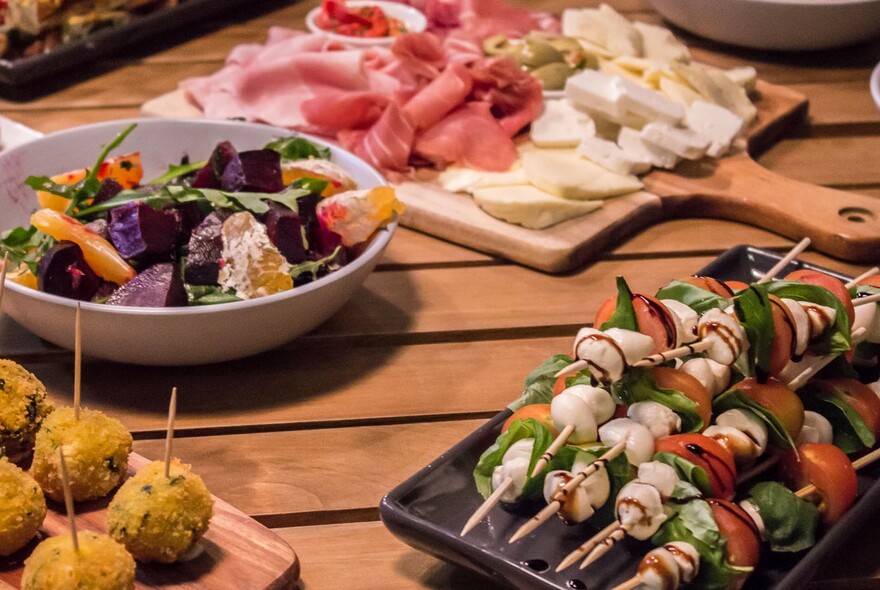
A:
472,185,603,229
521,149,643,200
436,166,528,193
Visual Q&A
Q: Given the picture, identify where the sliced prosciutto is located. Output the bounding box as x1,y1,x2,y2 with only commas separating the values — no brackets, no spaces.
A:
343,101,416,172
402,61,473,131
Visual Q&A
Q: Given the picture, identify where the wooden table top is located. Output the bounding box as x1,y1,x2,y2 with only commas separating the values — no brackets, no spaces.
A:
2,1,880,588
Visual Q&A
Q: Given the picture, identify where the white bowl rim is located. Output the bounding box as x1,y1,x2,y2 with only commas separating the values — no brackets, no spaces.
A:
305,0,427,44
735,0,880,4
871,60,880,113
0,117,396,318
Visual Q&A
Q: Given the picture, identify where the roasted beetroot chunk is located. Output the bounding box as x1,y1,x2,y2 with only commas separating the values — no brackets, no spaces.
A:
239,149,284,193
184,210,229,285
264,202,305,264
37,241,102,301
106,263,186,307
92,178,124,206
109,201,180,260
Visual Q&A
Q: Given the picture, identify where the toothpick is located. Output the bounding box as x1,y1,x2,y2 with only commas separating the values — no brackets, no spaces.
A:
853,292,880,307
0,252,8,318
74,303,82,421
611,577,642,590
164,387,178,479
58,448,79,553
460,476,514,536
510,440,627,543
579,523,628,569
758,237,811,283
529,424,574,477
556,520,621,572
846,267,880,288
555,359,590,379
787,327,867,390
632,340,712,368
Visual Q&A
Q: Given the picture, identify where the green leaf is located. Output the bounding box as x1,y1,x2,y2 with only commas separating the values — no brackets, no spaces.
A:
69,123,137,214
472,418,555,500
713,388,796,449
0,226,53,275
799,382,875,453
733,284,774,381
599,276,637,331
655,279,733,314
568,447,632,524
147,160,207,185
612,367,704,432
746,481,819,552
764,280,851,355
509,354,577,412
184,284,243,306
289,247,343,283
265,136,332,161
652,452,712,496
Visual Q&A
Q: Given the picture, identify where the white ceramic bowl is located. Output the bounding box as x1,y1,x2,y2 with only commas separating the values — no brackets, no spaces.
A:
649,0,880,51
305,0,427,46
0,118,395,366
871,60,880,112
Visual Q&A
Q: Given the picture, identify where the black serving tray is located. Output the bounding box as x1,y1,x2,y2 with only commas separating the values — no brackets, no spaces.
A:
380,245,880,590
0,0,278,86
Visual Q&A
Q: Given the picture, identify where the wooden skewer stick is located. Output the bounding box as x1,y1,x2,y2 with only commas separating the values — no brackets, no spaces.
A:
556,519,621,572
555,359,590,379
74,303,82,421
0,252,8,317
736,454,780,486
611,577,642,590
58,448,79,553
787,327,867,391
632,340,712,368
510,440,627,543
798,445,880,499
164,386,178,479
757,238,811,283
853,292,880,307
579,522,629,569
460,476,515,536
529,424,575,477
846,267,880,288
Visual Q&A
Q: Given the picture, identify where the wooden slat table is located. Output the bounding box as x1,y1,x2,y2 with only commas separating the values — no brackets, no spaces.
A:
2,1,880,588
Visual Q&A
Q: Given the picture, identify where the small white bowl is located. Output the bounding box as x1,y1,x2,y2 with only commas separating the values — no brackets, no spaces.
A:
0,118,395,366
871,60,880,112
305,0,427,46
649,0,880,51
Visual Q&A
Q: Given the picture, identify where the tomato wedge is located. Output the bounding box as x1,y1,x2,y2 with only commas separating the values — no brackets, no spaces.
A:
809,378,880,441
502,404,556,436
733,377,805,442
654,433,737,500
707,498,762,568
777,443,857,527
648,366,713,432
784,269,855,329
594,292,676,355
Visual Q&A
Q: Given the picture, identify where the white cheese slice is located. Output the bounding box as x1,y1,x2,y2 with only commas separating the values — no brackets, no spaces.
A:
472,185,603,229
599,59,647,84
436,166,528,193
618,126,679,169
726,66,758,91
521,148,643,200
565,68,624,121
633,21,691,64
658,76,703,106
640,122,709,160
561,4,642,57
613,75,685,126
577,135,653,176
531,99,597,148
671,63,757,124
685,100,745,157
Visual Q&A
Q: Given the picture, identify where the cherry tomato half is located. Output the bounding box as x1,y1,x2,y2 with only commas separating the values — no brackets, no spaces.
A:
649,366,713,432
777,443,857,527
502,404,556,436
707,498,763,569
594,292,676,355
810,378,880,442
654,433,737,500
680,276,735,297
733,377,805,443
785,269,855,329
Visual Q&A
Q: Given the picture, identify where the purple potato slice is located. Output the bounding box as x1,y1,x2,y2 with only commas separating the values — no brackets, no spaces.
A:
105,262,186,307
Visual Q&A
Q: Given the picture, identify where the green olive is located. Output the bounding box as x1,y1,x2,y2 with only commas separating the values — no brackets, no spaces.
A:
531,62,578,91
483,34,515,56
515,40,564,69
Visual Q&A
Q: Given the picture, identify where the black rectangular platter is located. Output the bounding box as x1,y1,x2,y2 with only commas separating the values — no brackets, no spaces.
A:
380,245,880,590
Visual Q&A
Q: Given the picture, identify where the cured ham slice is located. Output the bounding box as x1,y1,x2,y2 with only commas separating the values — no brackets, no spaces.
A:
402,61,473,130
345,101,416,172
469,55,543,137
413,102,518,171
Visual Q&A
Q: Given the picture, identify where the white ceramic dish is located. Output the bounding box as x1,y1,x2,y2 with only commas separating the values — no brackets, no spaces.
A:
0,115,42,153
0,118,395,366
649,0,880,51
871,60,880,112
305,0,427,46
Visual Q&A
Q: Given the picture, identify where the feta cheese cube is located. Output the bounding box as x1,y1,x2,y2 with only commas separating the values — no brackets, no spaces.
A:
617,126,679,169
685,101,745,157
640,122,710,160
531,99,597,148
577,135,653,176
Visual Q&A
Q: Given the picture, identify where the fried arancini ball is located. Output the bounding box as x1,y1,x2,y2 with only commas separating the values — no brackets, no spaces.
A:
0,457,47,556
108,459,214,563
21,530,136,590
31,407,132,502
0,359,54,462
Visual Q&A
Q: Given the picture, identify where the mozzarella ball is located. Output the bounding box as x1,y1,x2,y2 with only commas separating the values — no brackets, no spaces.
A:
697,308,748,366
599,418,654,466
680,357,732,397
551,393,598,444
562,384,616,424
636,461,678,497
661,299,699,345
615,481,668,540
797,411,834,445
628,401,681,439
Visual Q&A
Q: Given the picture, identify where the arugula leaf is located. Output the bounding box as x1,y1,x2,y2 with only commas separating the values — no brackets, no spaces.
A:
713,388,796,449
70,123,137,214
472,418,555,500
291,176,330,195
799,381,875,453
148,160,207,185
184,284,243,306
289,247,343,283
0,226,53,275
599,276,638,331
746,482,819,552
612,367,704,432
733,284,774,381
655,279,733,314
652,500,748,590
509,354,576,411
265,136,331,161
652,452,712,496
764,280,851,355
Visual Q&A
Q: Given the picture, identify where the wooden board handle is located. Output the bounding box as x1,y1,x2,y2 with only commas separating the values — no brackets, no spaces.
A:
645,152,880,263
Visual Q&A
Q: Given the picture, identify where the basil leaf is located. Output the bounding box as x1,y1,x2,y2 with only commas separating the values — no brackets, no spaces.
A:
510,354,576,411
473,418,554,500
148,160,207,185
569,447,632,524
746,482,819,552
764,280,851,355
652,499,747,590
652,452,712,496
713,388,796,449
613,367,703,432
799,382,875,453
733,284,774,381
655,279,733,314
265,136,332,161
599,276,638,332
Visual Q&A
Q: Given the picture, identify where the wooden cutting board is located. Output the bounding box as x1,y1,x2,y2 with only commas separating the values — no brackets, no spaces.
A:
141,80,880,272
0,453,300,589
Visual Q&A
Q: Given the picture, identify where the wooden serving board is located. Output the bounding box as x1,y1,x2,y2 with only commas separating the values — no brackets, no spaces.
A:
0,454,300,590
142,80,880,272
